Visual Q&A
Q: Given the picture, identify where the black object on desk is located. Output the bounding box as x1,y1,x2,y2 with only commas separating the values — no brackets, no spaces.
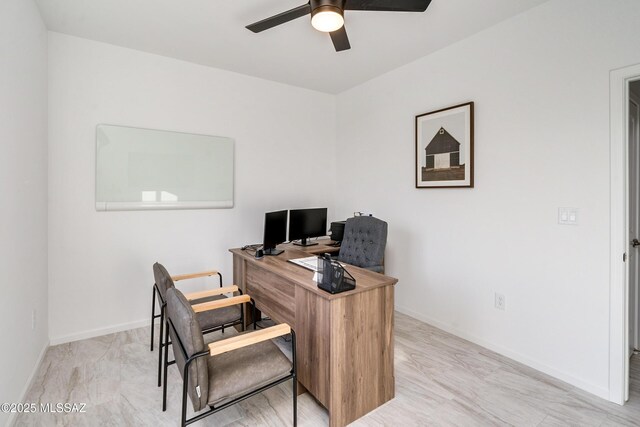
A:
316,253,355,294
263,210,287,255
329,220,346,243
290,208,327,247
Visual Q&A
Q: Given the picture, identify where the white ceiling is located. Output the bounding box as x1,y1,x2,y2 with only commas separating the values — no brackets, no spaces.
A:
35,0,549,94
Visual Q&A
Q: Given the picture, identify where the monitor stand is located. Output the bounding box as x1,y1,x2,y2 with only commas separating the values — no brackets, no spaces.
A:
264,248,284,256
293,238,318,247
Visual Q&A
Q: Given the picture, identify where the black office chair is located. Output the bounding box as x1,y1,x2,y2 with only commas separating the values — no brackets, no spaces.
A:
163,287,297,427
151,262,245,388
337,216,388,273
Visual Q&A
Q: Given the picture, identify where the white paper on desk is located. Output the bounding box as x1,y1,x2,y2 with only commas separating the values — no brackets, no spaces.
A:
289,256,319,271
312,272,318,282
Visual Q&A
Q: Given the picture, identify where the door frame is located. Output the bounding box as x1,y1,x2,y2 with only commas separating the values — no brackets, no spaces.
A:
630,94,640,354
609,63,640,405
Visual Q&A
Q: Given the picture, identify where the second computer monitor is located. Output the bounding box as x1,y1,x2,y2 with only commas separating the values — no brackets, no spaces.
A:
263,210,287,256
289,208,328,247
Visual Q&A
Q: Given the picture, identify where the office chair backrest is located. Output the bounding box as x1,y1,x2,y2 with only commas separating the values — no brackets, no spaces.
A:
338,216,388,273
153,262,175,301
165,287,209,412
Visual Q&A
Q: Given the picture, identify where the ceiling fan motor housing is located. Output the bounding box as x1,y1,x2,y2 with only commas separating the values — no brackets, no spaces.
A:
310,0,345,16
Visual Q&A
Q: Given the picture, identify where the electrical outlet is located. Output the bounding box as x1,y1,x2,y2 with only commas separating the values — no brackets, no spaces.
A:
495,293,505,311
32,309,36,330
558,207,579,225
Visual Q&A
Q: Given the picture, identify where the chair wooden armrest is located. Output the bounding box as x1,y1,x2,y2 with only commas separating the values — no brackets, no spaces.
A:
171,270,219,282
208,324,291,356
191,294,250,313
184,285,239,301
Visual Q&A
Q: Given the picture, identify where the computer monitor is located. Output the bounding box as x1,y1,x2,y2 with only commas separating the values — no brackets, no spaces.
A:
289,208,328,247
263,210,287,256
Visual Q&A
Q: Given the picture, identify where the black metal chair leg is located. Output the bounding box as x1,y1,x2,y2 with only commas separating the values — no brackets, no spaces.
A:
158,304,164,387
181,368,189,427
219,273,225,332
253,302,257,330
240,304,245,332
150,287,156,351
162,321,170,411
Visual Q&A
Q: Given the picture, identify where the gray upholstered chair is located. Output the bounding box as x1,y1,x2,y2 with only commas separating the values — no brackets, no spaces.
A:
151,262,244,388
337,216,388,273
163,287,296,427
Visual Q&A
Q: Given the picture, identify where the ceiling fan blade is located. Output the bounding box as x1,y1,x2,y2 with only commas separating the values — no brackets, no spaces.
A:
330,26,351,52
344,0,431,12
246,3,311,33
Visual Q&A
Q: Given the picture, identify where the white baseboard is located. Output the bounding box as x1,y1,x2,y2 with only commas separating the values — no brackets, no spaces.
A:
395,305,610,402
49,318,152,346
7,341,49,427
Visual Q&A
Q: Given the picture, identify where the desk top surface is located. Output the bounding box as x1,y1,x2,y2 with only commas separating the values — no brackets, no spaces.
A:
278,238,341,255
230,247,397,300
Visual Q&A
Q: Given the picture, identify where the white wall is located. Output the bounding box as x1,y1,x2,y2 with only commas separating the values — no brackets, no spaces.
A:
48,33,337,343
0,0,49,425
42,0,640,402
335,0,640,398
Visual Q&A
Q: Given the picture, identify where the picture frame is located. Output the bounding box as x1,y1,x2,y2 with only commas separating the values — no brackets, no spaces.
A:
415,102,474,188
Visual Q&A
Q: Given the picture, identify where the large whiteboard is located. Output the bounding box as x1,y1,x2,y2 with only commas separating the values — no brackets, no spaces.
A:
96,124,234,211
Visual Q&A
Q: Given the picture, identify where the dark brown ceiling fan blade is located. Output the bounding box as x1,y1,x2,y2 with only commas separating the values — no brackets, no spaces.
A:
344,0,431,12
330,26,351,52
246,3,312,33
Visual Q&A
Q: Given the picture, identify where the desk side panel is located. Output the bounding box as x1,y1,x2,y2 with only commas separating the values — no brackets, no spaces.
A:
329,285,395,427
296,287,330,408
232,256,250,330
246,264,296,328
233,255,246,291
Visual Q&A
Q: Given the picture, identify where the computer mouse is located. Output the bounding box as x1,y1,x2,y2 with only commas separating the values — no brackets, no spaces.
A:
255,249,264,259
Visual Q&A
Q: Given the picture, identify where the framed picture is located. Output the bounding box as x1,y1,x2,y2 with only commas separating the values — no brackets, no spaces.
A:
415,102,474,188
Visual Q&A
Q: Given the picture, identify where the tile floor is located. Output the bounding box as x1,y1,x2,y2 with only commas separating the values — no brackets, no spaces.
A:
13,313,640,426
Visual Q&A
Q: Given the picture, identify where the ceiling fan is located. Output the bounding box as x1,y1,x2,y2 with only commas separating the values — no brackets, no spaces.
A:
246,0,433,52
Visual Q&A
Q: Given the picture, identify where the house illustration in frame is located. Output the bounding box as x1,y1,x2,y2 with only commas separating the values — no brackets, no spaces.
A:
424,127,461,170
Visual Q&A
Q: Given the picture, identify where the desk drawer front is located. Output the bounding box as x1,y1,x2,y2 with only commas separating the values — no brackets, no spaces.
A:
246,266,296,327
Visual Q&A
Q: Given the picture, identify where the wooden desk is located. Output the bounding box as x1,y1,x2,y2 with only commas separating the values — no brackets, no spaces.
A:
230,246,397,427
278,237,341,255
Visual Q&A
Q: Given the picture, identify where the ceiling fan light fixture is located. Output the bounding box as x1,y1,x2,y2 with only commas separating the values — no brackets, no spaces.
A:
311,6,344,33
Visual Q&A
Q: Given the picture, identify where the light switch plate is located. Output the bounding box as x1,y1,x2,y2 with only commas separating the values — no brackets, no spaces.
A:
558,207,578,225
